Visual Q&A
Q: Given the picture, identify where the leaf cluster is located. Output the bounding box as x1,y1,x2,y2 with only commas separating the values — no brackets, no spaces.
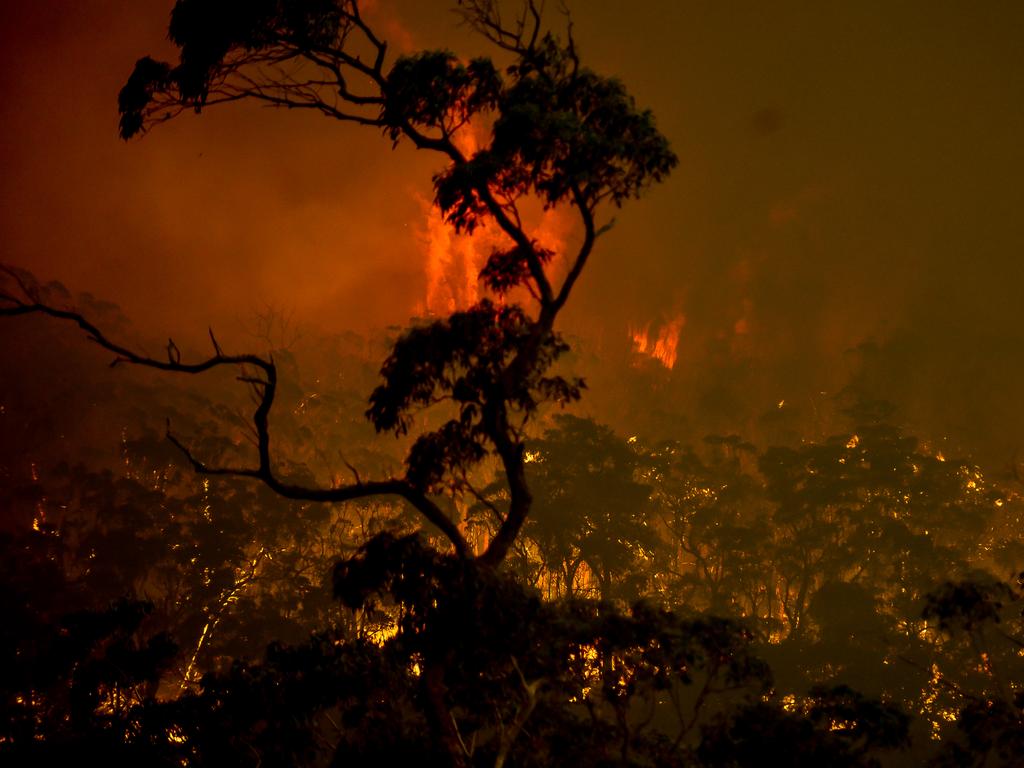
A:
698,686,909,768
120,0,349,137
367,300,582,490
428,35,676,223
382,52,501,144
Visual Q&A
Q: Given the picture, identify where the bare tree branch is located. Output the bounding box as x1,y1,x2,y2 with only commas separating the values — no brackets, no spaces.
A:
0,269,469,558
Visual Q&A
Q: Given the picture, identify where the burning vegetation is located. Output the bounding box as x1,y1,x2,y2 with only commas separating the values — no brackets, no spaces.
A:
1,1,1022,767
631,314,685,369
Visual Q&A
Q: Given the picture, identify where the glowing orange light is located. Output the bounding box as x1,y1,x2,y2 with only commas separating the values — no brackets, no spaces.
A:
631,324,651,354
630,314,684,369
418,120,570,315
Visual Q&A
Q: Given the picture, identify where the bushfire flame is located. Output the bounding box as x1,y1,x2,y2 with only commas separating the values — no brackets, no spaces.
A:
630,315,685,369
418,121,571,315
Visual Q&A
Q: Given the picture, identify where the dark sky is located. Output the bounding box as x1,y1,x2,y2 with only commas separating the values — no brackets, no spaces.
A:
2,1,1024,464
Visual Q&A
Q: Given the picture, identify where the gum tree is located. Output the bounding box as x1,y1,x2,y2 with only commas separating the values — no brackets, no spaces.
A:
0,4,677,763
3,0,675,569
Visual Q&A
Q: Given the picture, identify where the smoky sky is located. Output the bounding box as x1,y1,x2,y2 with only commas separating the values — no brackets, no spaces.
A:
2,1,1024,465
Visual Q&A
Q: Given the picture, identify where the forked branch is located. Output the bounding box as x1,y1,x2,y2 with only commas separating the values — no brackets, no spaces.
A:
0,266,469,559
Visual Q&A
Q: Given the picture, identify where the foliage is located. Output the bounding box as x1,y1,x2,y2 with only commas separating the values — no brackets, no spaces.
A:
2,1,1021,765
698,686,909,768
367,302,583,492
0,532,178,766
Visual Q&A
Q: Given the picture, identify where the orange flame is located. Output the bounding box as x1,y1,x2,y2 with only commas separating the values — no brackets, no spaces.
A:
630,314,685,369
419,197,509,315
631,324,651,354
418,121,571,315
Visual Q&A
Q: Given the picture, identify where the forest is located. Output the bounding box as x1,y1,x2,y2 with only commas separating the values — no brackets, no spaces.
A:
2,1,1023,766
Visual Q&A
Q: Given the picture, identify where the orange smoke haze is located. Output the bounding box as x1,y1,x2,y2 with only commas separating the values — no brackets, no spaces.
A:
3,1,1024,467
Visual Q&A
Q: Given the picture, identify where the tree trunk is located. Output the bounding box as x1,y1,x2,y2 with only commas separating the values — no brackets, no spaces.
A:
422,662,469,768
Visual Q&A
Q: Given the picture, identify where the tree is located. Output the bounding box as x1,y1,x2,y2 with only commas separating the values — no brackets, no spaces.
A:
520,415,658,602
758,422,995,643
3,0,675,568
641,434,770,619
697,685,909,768
922,575,1024,764
1,2,676,764
470,415,659,601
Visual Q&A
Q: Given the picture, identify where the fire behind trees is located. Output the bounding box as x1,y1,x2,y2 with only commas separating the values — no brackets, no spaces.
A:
2,321,1022,765
1,1,1022,766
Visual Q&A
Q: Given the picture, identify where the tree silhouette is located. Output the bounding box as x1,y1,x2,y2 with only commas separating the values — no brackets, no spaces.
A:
2,0,675,571
1,2,677,764
470,415,659,602
3,1,1023,750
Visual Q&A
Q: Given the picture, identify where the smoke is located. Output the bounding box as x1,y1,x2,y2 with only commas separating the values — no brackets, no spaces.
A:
2,0,1024,469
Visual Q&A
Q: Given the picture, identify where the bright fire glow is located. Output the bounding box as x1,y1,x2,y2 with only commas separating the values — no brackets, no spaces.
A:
420,204,570,315
630,314,685,369
418,121,570,315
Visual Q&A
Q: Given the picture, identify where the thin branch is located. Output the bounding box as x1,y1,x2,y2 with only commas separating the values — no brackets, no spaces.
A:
0,280,469,558
208,327,224,356
495,657,543,768
460,470,505,525
340,455,363,486
551,184,596,313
